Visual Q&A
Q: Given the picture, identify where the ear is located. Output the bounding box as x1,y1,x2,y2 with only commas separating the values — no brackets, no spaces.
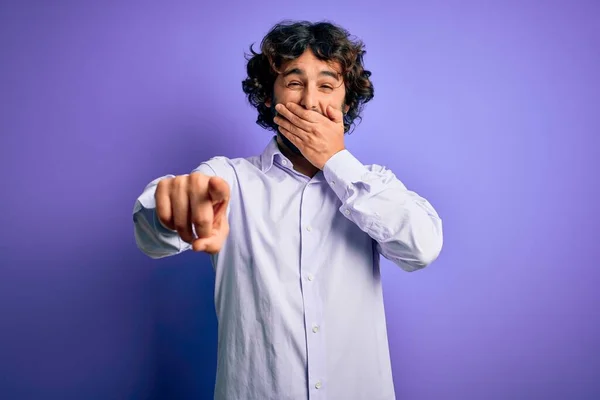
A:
343,104,350,115
265,97,271,108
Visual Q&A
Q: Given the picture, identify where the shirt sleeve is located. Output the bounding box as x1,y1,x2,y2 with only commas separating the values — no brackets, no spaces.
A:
322,149,443,272
132,157,232,259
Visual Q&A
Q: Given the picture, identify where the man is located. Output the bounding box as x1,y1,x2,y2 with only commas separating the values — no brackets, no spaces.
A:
133,20,443,400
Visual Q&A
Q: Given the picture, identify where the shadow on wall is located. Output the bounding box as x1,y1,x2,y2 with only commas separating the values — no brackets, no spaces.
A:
149,251,217,400
137,125,227,400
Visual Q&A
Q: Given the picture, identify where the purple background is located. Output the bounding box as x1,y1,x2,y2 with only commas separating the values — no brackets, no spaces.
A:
1,1,599,399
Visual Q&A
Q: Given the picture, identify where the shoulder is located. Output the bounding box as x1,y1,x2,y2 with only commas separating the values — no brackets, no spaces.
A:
191,154,261,186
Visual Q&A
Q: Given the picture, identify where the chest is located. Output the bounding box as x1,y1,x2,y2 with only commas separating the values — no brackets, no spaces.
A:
226,167,368,256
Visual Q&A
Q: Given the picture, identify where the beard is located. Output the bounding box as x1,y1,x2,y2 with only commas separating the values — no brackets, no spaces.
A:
270,101,303,156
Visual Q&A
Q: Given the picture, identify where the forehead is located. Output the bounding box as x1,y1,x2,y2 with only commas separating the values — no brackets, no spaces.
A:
280,49,342,76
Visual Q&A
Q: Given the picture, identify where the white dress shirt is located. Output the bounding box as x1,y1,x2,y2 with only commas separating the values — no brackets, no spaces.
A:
133,136,443,400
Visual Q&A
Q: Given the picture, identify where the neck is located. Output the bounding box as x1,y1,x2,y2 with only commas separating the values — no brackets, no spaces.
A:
275,136,319,178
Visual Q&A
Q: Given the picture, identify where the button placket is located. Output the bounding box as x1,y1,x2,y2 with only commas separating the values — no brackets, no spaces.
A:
299,182,327,399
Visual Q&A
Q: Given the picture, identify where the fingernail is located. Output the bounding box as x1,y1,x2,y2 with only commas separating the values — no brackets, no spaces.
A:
275,104,282,111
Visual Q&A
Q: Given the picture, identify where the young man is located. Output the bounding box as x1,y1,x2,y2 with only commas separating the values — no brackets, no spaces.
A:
133,20,443,400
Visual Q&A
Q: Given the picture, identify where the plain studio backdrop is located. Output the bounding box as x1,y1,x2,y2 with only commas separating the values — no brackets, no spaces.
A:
1,1,598,399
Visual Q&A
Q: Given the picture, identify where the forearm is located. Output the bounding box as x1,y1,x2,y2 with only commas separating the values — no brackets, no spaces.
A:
370,191,443,272
323,150,443,272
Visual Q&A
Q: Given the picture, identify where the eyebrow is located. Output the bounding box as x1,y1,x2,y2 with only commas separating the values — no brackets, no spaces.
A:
282,68,340,80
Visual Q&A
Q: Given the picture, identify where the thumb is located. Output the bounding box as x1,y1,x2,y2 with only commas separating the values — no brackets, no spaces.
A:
327,105,344,124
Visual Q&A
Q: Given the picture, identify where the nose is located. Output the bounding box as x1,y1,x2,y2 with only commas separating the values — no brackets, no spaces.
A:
300,87,318,112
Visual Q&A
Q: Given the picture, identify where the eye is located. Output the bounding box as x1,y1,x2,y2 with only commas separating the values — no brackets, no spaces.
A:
321,85,334,91
287,81,302,88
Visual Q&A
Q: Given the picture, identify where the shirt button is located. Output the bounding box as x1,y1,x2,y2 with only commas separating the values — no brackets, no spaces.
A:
282,159,288,166
330,180,335,186
344,209,351,216
315,381,322,389
312,325,319,333
306,225,312,232
307,273,314,281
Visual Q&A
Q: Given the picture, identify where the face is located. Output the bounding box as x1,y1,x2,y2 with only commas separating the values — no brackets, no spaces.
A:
266,49,349,155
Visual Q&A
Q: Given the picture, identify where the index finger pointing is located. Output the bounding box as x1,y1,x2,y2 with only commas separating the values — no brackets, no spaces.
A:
207,176,230,204
208,176,230,224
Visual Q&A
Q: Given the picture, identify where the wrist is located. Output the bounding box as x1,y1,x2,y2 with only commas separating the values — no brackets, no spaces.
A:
320,147,345,169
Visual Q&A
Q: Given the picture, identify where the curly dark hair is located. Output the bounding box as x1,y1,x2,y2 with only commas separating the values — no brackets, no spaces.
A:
242,20,374,134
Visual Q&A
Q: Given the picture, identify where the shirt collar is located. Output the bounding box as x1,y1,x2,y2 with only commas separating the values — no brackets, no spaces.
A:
260,135,284,173
259,135,325,182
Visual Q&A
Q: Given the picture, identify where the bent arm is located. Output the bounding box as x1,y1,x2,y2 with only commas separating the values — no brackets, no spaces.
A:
322,150,443,272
